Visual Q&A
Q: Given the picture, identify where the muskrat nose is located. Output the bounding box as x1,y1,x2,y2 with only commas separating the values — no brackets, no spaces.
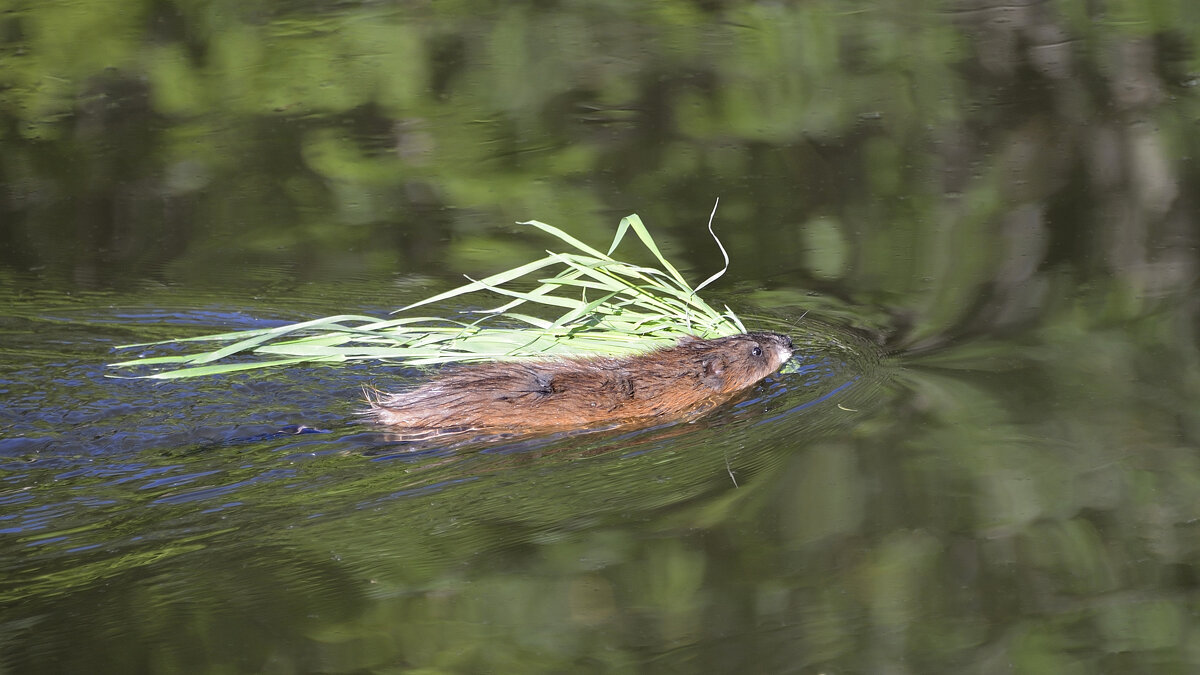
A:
781,335,794,352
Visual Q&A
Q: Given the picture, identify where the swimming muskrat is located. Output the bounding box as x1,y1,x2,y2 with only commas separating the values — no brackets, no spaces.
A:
365,332,794,434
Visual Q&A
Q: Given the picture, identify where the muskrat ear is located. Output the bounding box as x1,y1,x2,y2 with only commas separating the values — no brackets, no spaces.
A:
701,355,727,389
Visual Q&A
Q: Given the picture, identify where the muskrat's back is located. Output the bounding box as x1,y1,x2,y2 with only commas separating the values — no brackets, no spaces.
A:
366,332,794,433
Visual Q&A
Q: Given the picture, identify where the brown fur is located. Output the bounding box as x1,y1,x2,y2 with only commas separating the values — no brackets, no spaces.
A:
365,332,794,433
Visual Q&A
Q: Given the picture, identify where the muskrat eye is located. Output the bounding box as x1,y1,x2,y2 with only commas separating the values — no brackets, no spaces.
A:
751,346,763,357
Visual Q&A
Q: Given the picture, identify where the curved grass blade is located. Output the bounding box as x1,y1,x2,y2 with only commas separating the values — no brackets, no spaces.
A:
111,213,749,378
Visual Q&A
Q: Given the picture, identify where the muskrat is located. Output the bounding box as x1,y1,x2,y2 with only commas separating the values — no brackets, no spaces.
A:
365,332,794,434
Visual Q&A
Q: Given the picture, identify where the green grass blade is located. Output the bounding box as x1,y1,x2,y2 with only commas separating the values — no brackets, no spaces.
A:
140,357,334,379
111,213,750,378
396,254,562,313
692,199,731,296
518,220,612,261
618,214,689,288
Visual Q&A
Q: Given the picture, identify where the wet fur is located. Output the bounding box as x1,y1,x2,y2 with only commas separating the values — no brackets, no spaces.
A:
365,332,794,433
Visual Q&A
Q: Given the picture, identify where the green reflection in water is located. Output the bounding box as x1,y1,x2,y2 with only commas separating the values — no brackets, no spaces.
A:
2,0,1200,672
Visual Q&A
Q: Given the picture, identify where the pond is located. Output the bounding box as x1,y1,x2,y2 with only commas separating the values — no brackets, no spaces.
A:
3,1,1200,673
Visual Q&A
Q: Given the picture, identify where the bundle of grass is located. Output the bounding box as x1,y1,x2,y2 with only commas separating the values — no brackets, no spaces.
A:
111,214,753,380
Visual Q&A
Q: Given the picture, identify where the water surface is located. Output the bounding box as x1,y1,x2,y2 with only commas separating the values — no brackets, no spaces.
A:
3,1,1200,673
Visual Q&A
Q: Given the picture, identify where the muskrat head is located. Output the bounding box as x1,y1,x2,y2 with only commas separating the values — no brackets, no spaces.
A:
689,331,795,393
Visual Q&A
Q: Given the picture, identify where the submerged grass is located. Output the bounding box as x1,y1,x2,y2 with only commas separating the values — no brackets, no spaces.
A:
111,213,747,379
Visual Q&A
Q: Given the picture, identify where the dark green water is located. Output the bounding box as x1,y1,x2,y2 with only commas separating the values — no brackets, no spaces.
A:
4,1,1200,673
